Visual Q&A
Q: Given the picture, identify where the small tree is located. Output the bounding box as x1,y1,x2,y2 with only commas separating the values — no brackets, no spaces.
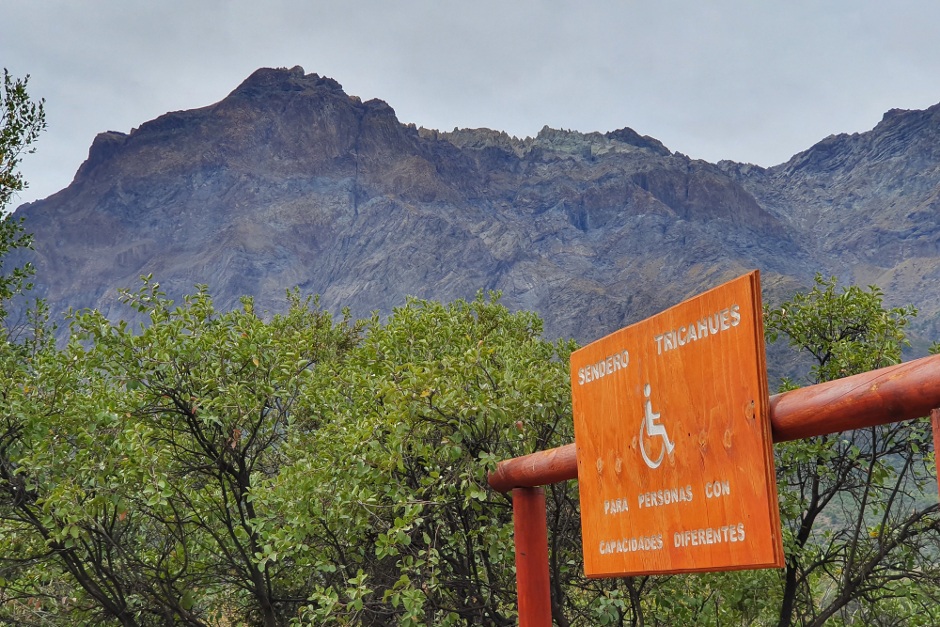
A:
0,68,51,627
0,69,46,210
0,280,360,627
765,275,940,627
279,293,579,626
0,69,45,321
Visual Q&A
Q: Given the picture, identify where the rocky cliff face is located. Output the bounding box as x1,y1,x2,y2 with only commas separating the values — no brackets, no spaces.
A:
11,67,940,361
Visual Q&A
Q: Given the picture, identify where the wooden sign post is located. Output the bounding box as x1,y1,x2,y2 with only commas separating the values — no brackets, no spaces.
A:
571,271,784,577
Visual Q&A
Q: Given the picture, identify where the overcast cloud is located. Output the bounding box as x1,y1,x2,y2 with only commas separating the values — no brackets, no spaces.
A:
4,0,940,207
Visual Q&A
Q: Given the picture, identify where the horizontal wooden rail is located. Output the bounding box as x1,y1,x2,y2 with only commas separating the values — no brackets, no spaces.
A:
488,354,940,493
769,354,940,441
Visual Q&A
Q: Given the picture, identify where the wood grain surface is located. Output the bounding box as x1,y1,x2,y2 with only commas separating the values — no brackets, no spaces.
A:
571,271,784,577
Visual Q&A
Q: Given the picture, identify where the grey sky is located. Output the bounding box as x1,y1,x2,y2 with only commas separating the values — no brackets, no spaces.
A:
5,0,940,207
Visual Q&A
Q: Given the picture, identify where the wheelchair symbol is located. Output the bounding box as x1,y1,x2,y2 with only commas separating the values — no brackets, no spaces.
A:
639,383,675,469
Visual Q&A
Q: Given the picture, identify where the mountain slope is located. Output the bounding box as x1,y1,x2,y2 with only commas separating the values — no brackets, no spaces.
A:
721,103,940,341
14,66,821,346
11,65,940,364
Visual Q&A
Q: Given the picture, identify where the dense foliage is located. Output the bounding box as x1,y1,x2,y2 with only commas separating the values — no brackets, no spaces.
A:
0,285,580,626
2,274,939,627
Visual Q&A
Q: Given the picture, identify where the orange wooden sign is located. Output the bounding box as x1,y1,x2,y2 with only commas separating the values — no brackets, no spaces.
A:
571,271,783,577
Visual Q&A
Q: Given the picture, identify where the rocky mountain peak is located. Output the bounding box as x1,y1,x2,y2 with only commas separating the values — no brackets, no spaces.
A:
772,100,940,180
225,65,345,101
717,99,940,344
74,130,129,181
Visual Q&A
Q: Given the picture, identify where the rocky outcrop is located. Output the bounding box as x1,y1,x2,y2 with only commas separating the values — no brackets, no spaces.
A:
11,67,940,366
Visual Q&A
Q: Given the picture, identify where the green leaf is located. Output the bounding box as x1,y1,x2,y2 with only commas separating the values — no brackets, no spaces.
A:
180,589,195,611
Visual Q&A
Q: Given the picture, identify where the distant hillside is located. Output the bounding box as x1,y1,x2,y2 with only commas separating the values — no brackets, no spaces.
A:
11,66,940,377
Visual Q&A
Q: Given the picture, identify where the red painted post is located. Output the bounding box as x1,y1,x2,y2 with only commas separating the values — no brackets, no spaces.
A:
513,487,553,627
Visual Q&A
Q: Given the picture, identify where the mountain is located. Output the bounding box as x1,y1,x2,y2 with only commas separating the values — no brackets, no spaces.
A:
721,103,940,342
10,66,940,361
